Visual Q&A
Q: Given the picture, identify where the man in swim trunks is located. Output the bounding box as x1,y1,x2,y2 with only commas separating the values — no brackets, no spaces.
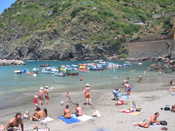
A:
64,105,72,119
75,104,83,116
38,87,44,105
123,80,132,95
83,83,92,105
43,86,50,105
6,113,24,131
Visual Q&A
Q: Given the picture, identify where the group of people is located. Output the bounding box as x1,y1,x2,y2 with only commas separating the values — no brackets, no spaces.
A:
64,104,83,118
32,86,50,106
2,79,174,131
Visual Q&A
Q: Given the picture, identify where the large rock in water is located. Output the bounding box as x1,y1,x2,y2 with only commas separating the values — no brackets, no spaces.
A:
0,59,25,66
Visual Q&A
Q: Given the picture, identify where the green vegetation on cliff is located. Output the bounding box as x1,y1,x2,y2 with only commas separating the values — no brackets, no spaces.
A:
0,0,175,59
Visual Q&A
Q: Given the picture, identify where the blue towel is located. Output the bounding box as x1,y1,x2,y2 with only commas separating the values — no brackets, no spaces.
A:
58,116,80,124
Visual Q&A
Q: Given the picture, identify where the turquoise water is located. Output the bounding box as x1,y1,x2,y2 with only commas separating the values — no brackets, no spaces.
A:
0,60,156,109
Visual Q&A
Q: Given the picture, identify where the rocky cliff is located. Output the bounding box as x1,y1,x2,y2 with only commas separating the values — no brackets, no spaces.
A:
0,0,175,60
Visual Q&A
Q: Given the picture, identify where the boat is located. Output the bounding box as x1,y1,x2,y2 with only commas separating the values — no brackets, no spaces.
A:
54,72,65,77
66,70,79,76
40,64,50,67
79,64,88,72
32,68,39,73
14,70,22,74
14,69,28,74
88,64,105,71
41,67,58,74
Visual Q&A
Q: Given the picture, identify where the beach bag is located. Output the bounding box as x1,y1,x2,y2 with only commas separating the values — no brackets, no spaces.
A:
160,121,168,126
164,106,170,111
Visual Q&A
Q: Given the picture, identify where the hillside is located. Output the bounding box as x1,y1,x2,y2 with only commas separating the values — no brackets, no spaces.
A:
0,0,175,60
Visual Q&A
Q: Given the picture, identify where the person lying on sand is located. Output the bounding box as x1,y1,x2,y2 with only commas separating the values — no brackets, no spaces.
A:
120,101,141,113
75,104,83,117
135,112,160,128
64,105,72,119
31,107,47,121
6,113,24,131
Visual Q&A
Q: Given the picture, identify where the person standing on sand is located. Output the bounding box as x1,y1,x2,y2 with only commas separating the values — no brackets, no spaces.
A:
83,83,92,105
32,95,39,107
37,87,44,105
65,91,72,104
123,80,132,96
43,86,50,105
6,113,24,131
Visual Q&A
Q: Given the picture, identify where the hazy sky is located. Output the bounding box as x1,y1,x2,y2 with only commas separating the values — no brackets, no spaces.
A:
0,0,16,13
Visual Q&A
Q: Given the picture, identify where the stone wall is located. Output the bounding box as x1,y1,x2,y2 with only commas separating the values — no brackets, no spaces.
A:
126,39,175,58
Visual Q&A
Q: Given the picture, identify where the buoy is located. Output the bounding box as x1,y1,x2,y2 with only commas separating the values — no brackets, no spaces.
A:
33,74,37,77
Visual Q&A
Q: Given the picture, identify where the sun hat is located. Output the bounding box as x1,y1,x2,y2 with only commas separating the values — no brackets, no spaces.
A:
40,87,44,90
85,83,91,87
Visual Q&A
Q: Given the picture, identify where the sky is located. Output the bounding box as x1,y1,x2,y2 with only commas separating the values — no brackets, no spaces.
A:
0,0,16,13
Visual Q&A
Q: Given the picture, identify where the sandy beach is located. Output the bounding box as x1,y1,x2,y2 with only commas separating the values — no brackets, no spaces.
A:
0,74,175,131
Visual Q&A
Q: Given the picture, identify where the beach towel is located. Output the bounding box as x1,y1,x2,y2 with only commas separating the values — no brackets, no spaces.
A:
120,95,129,100
120,109,141,115
115,100,127,106
40,117,54,123
77,115,93,122
129,112,141,116
58,116,80,124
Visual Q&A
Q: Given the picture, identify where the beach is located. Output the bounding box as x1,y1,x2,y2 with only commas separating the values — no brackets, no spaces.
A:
0,73,175,131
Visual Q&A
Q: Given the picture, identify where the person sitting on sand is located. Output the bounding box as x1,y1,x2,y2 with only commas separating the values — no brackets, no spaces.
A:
75,104,83,116
170,80,174,86
83,84,92,105
31,107,47,121
6,113,24,131
120,101,138,113
169,81,175,95
171,105,175,112
112,88,121,101
43,87,50,105
23,111,30,120
0,124,5,130
135,112,160,128
137,75,143,83
129,101,137,112
64,105,72,119
123,80,132,96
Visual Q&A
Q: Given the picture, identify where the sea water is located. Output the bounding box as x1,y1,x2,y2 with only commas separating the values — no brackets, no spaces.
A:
0,60,157,109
